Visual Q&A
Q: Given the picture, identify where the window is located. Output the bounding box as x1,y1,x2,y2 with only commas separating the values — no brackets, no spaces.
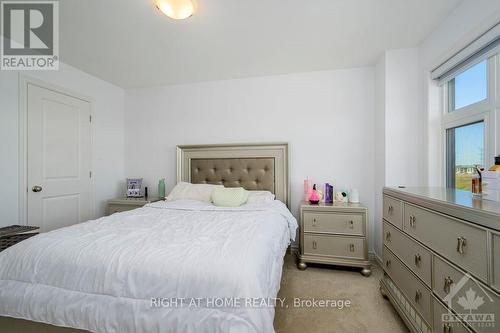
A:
447,60,487,112
442,57,496,191
446,121,484,190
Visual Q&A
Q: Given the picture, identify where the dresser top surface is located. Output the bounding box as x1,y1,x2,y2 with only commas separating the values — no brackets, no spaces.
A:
384,187,500,230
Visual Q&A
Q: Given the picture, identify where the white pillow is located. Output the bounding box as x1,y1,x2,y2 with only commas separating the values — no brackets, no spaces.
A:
246,191,275,204
166,182,222,203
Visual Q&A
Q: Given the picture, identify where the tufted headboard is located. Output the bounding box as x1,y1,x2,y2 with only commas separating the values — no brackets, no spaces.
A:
177,143,289,207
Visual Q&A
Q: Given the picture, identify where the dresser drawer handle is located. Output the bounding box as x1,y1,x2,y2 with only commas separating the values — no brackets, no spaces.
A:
388,205,393,214
349,220,354,229
414,289,422,303
385,259,391,268
385,231,391,242
312,218,317,227
312,240,317,249
349,243,355,252
444,276,454,295
456,237,467,254
409,215,416,227
443,322,452,333
414,254,421,266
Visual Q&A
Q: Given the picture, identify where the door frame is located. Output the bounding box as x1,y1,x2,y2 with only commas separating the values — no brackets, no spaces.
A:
18,74,95,226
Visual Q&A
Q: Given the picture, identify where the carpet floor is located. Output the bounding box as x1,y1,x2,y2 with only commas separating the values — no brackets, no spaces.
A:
274,254,409,333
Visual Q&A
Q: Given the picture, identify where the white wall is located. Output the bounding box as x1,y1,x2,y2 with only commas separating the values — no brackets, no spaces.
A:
374,55,386,261
0,63,126,226
125,68,376,251
418,0,500,186
372,48,423,259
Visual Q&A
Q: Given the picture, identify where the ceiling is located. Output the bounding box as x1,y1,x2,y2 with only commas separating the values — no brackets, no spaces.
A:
59,0,462,88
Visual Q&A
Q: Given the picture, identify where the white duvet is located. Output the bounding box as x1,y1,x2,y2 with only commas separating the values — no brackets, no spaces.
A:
0,200,297,333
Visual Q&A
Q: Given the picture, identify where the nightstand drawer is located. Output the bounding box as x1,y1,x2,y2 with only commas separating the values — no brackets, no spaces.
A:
303,212,364,236
383,246,432,325
383,221,431,287
404,203,488,282
303,234,365,259
107,204,138,215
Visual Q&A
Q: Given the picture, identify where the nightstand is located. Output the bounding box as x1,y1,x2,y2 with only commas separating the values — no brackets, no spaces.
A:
297,201,371,276
107,197,161,215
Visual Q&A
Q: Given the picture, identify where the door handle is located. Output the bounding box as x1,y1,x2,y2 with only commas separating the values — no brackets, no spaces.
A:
32,185,42,193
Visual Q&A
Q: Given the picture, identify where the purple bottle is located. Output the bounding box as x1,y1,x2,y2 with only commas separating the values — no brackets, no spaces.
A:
325,183,333,203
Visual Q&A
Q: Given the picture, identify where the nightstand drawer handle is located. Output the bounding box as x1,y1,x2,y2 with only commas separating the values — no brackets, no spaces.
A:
349,244,355,252
348,220,354,228
388,205,393,214
385,259,391,268
414,253,421,266
312,240,317,249
385,231,391,242
312,218,317,227
443,323,452,333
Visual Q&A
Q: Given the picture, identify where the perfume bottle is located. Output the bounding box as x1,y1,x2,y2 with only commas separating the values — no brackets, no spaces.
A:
308,184,320,204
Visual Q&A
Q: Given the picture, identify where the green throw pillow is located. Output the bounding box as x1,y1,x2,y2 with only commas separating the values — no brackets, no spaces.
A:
212,187,249,207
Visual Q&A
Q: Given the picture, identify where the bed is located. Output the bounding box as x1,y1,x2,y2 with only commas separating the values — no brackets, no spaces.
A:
0,143,296,333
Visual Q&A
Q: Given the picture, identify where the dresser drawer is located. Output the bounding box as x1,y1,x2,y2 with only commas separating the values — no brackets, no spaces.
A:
433,255,500,333
107,204,138,215
383,221,432,287
383,195,403,229
303,234,365,259
433,296,473,333
383,247,432,325
404,203,488,281
493,232,500,292
303,211,364,236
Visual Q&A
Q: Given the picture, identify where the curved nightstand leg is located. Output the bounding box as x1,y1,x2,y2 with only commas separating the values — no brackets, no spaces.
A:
297,261,307,270
360,266,372,277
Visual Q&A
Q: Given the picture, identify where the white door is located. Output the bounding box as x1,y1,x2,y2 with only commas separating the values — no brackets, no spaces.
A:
27,83,92,232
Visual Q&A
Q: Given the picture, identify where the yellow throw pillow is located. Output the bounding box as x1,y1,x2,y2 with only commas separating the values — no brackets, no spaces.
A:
212,187,249,207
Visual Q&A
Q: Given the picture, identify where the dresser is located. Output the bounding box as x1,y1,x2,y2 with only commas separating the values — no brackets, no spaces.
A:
297,201,371,276
380,187,500,333
107,197,161,215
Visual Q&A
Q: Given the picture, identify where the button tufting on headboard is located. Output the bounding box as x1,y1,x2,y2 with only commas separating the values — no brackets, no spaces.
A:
190,158,275,193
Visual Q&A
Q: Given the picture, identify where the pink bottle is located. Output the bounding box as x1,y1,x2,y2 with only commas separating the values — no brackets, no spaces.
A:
304,178,312,201
308,184,320,204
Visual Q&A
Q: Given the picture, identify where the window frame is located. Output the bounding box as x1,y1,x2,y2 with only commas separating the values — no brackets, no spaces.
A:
442,56,497,189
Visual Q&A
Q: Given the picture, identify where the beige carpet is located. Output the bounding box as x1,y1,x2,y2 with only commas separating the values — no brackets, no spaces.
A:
274,254,409,333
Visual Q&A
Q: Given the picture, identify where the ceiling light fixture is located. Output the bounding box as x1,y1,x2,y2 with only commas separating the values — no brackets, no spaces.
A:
154,0,195,20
